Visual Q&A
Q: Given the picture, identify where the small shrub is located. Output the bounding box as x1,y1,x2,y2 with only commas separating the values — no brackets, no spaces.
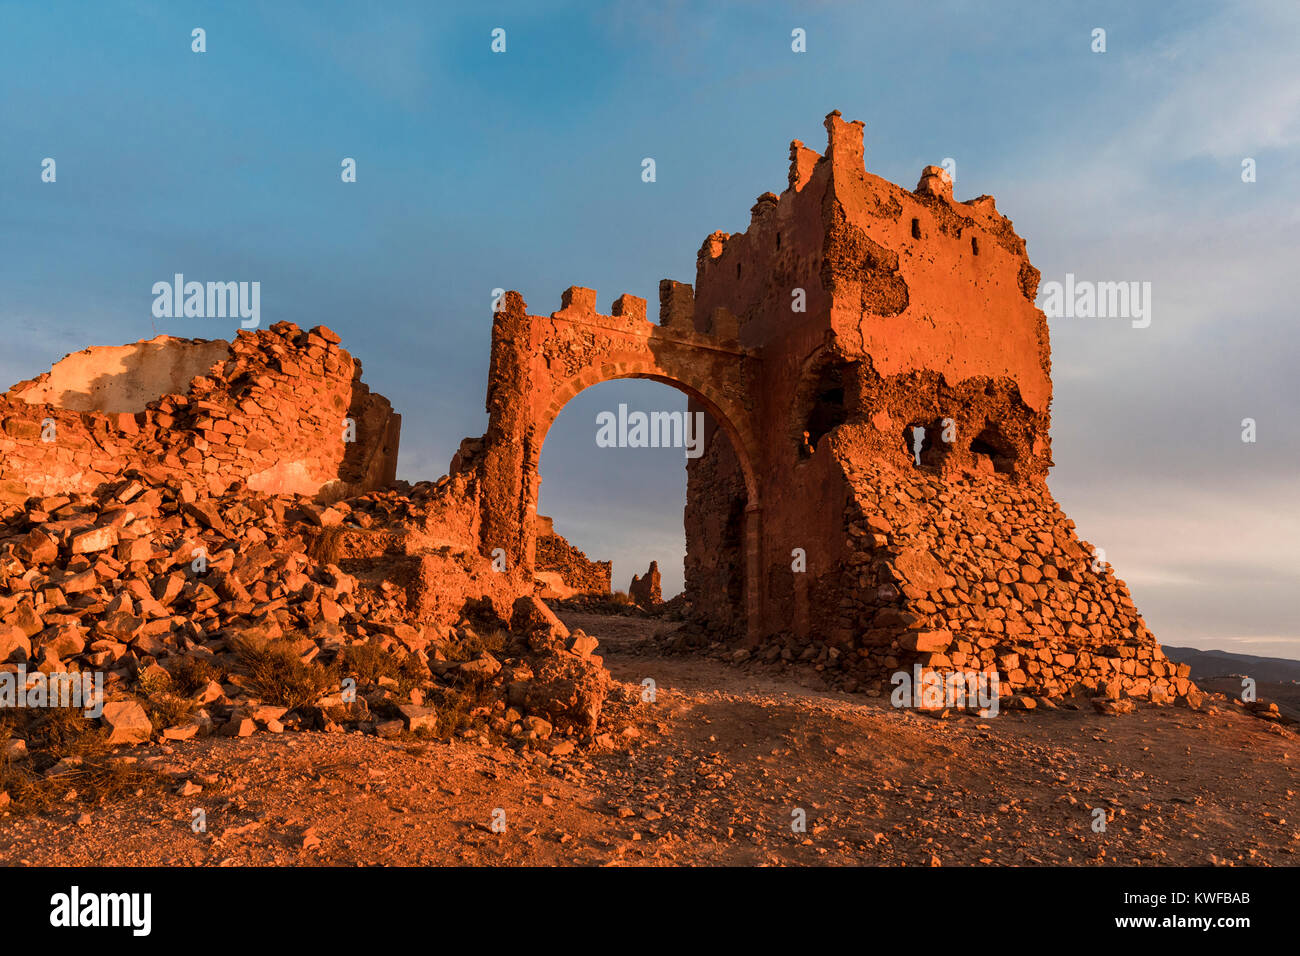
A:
337,642,427,695
231,636,336,711
0,704,165,814
427,684,496,741
5,703,95,756
167,655,224,696
336,642,393,686
137,670,197,729
445,628,508,662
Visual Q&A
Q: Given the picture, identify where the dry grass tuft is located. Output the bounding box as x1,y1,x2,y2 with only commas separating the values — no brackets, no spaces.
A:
166,654,225,696
336,641,426,696
444,628,508,662
230,635,336,710
137,669,197,730
0,704,165,815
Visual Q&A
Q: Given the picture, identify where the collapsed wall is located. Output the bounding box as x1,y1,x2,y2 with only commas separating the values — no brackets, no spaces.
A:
534,515,612,596
830,456,1189,701
0,323,605,634
0,324,400,503
0,468,616,746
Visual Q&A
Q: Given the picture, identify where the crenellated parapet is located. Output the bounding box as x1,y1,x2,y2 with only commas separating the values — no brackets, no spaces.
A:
540,284,748,354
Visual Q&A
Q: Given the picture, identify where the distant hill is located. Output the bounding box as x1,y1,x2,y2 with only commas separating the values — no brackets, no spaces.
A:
1162,645,1300,683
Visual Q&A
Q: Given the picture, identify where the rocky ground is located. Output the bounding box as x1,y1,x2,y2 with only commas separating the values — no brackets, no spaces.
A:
1,611,1295,866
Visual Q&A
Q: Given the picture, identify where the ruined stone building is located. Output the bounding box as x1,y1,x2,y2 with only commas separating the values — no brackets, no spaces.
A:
468,111,1188,702
629,561,662,607
0,112,1189,704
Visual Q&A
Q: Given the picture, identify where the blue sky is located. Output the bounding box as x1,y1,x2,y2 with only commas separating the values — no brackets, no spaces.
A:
2,1,1297,656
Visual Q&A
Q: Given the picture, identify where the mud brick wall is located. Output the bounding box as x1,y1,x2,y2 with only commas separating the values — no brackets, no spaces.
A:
0,322,400,504
686,111,1056,641
684,425,748,634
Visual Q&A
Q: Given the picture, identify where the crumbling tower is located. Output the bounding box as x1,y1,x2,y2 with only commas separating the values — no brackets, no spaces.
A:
680,111,1188,702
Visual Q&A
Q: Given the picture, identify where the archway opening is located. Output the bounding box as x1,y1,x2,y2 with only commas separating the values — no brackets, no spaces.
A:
533,375,753,642
536,379,690,606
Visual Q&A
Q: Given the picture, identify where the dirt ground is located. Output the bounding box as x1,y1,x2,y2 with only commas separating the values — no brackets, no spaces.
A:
2,612,1296,866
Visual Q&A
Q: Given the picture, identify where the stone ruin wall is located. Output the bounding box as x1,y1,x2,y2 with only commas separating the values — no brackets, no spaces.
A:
628,561,662,607
683,429,747,633
0,372,610,746
0,323,401,506
0,322,535,697
534,514,612,595
681,112,1188,703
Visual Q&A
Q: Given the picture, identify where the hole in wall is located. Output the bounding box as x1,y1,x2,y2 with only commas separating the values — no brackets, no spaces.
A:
911,218,922,240
903,420,955,469
798,363,850,459
903,423,934,467
970,426,1015,474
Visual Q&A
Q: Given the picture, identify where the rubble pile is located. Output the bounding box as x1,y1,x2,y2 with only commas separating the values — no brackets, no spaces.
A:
830,464,1198,708
0,470,623,758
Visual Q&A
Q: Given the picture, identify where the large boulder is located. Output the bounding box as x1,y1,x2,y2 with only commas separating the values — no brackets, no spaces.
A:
101,701,153,745
0,624,31,663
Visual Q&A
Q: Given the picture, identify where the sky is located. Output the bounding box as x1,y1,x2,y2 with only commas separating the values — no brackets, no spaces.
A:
1,1,1296,657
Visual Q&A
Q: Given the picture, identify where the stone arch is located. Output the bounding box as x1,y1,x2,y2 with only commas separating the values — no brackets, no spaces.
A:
529,364,763,638
535,363,760,506
476,286,764,639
